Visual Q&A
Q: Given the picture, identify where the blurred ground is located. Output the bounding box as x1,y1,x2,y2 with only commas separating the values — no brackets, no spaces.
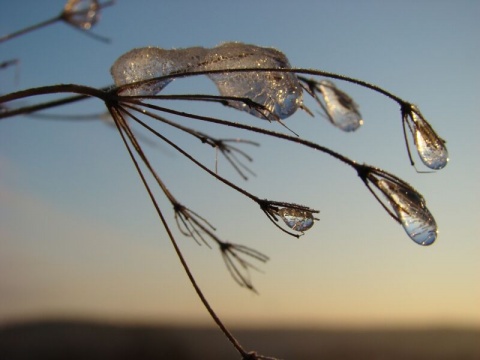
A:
0,320,479,359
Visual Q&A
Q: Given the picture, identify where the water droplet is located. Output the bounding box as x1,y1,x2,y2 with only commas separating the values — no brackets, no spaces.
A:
64,0,100,30
378,179,437,245
277,208,314,232
318,80,363,131
411,110,449,170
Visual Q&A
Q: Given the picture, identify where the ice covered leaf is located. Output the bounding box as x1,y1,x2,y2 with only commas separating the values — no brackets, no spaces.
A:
203,42,303,120
377,178,437,246
63,0,100,30
408,106,449,170
318,80,363,131
110,46,208,96
277,207,315,232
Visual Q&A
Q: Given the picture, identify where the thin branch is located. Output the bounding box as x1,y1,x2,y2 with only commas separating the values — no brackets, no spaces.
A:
106,105,252,358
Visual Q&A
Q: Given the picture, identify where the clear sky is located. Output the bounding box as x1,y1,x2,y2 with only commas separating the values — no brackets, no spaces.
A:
0,0,479,329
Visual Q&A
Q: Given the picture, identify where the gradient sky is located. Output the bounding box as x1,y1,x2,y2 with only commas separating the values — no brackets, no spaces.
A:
1,0,479,329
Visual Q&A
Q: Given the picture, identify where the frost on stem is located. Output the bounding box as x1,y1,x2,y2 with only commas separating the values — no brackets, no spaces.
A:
401,103,448,170
111,42,303,120
358,166,438,245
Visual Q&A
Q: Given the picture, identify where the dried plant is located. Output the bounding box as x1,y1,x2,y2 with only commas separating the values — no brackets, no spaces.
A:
0,9,449,360
0,0,114,44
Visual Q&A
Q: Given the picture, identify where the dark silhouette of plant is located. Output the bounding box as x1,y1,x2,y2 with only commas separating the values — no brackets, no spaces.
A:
0,0,114,44
0,8,449,360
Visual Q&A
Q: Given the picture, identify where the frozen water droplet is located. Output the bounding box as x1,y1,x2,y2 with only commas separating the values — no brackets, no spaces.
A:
277,208,314,232
204,43,303,120
318,80,363,131
63,0,100,30
378,179,437,245
411,110,449,170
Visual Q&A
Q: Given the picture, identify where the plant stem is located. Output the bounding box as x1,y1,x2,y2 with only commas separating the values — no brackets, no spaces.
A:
0,16,61,43
108,106,251,359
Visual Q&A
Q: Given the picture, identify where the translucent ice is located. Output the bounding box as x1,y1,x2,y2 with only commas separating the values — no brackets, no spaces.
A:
318,80,363,132
203,42,303,120
110,42,303,119
277,207,315,232
377,178,437,245
111,46,208,96
409,106,449,170
63,0,100,30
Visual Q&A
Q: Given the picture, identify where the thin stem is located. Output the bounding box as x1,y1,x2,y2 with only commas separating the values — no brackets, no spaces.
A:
64,21,111,43
120,104,318,239
0,84,107,102
0,84,109,120
108,105,251,358
121,98,359,169
118,67,405,105
1,63,408,121
0,15,61,43
120,104,259,201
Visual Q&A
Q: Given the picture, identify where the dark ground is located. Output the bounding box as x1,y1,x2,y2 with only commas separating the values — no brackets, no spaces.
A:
0,320,479,360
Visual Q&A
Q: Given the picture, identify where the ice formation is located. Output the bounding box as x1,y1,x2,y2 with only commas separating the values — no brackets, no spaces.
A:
377,177,437,246
408,105,448,170
110,42,303,120
318,80,363,132
277,207,315,232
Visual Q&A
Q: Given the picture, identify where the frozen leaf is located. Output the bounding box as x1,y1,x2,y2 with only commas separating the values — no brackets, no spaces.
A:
277,207,315,232
318,80,363,131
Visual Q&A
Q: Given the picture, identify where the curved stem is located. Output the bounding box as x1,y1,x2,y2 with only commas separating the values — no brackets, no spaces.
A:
108,105,250,358
1,64,407,121
122,97,359,170
0,84,110,120
118,67,405,105
121,103,259,201
0,84,107,102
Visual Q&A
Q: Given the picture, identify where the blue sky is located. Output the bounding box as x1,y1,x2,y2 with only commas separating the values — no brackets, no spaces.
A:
0,0,479,328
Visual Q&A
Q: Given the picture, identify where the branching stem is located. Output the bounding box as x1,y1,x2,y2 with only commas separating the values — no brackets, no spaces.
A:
107,104,253,359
